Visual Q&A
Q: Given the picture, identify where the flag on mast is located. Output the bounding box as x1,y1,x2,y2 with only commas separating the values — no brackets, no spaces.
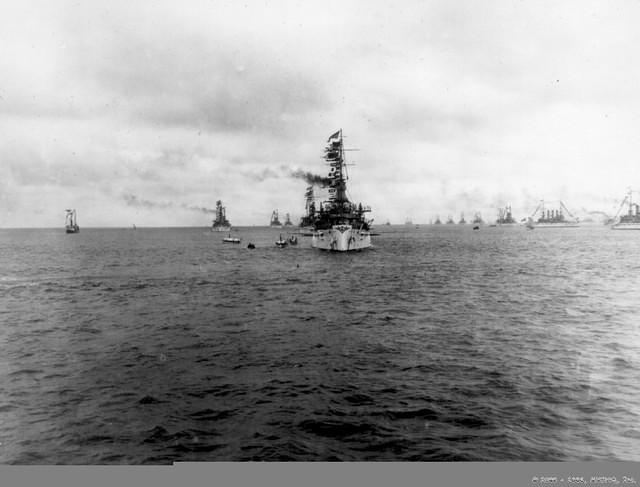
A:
327,130,341,142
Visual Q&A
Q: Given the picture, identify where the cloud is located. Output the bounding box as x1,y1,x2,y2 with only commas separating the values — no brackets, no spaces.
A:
3,0,640,227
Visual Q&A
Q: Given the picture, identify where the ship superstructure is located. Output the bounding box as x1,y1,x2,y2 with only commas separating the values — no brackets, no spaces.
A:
270,210,282,227
526,200,579,228
612,190,640,230
65,209,80,234
211,200,231,231
309,130,372,251
496,205,517,226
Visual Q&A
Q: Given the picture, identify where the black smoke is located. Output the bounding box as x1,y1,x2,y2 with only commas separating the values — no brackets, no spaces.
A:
289,169,331,187
123,194,215,213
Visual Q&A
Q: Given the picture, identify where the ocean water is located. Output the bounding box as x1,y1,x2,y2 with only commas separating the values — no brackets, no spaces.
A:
1,225,639,464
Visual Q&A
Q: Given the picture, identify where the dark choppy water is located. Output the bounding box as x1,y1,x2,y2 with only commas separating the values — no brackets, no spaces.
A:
1,225,639,463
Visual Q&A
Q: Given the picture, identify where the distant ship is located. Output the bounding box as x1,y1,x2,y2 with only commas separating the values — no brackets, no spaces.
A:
458,212,466,224
211,200,231,231
284,213,293,226
526,200,579,228
612,190,640,230
65,209,80,234
472,212,483,225
446,215,455,224
299,186,316,233
385,220,391,226
404,218,413,225
308,130,372,251
434,215,442,224
270,210,282,227
496,205,517,226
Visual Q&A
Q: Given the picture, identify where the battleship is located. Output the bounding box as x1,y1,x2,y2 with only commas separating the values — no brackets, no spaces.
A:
65,209,80,234
472,212,484,225
526,200,579,228
211,200,231,232
496,205,517,226
434,215,442,225
307,130,372,251
284,213,293,226
446,215,455,224
458,212,466,224
270,210,282,227
299,186,316,232
611,190,640,230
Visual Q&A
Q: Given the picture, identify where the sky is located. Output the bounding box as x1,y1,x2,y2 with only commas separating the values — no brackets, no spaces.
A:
2,0,640,227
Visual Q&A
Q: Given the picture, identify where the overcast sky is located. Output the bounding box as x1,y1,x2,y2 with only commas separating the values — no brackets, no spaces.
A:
2,0,640,227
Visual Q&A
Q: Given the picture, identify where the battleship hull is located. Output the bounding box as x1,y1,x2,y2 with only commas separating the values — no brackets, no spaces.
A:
533,223,580,228
611,223,640,230
312,225,371,251
212,226,231,232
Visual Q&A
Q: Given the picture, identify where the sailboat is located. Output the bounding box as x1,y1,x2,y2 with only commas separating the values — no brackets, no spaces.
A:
211,200,231,232
65,209,80,234
526,200,579,228
611,189,640,230
308,130,373,251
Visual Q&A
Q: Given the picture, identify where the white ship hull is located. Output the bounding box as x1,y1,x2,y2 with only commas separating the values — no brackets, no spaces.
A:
312,225,371,251
612,223,640,230
212,226,231,232
532,222,580,228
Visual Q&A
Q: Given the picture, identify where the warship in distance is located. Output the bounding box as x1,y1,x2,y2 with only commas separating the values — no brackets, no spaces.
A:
526,200,579,228
611,189,640,230
496,205,517,226
284,213,293,226
65,209,80,234
270,210,282,227
211,200,231,231
310,130,372,251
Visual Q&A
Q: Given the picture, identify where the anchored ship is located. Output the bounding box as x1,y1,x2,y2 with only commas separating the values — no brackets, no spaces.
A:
446,215,455,224
496,205,517,226
611,190,640,230
65,209,80,234
308,130,372,251
270,210,282,227
434,215,442,225
472,212,483,225
458,212,466,224
211,200,231,231
284,213,293,226
526,200,579,228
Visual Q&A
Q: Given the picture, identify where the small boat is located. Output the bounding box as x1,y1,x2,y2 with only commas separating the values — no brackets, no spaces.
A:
275,234,288,247
473,225,480,230
222,233,241,243
288,235,298,245
247,243,256,249
65,209,80,234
